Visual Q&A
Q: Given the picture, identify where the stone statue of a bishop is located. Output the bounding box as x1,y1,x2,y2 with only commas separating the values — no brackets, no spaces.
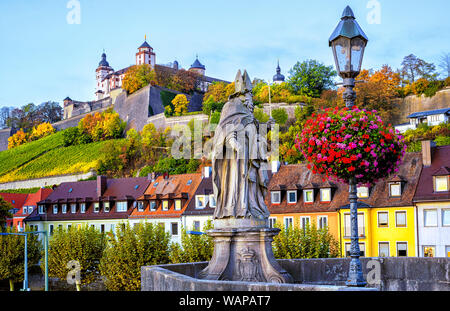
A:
211,70,270,221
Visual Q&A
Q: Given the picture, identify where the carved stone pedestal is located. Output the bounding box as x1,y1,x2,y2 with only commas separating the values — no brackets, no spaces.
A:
199,221,293,283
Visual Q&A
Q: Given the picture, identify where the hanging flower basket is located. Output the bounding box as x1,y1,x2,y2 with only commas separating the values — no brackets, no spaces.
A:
295,107,407,186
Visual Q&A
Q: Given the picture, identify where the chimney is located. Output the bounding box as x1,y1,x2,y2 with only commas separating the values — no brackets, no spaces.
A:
97,176,107,197
421,140,433,167
271,160,281,174
203,166,212,179
147,172,156,182
163,172,169,180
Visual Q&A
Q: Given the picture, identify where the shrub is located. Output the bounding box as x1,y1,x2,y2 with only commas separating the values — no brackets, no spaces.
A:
424,81,444,97
254,107,270,123
435,135,450,146
29,122,55,141
62,127,81,147
43,225,106,290
272,108,288,125
169,221,214,263
272,221,340,259
171,94,189,116
445,77,450,87
100,222,171,291
7,129,28,149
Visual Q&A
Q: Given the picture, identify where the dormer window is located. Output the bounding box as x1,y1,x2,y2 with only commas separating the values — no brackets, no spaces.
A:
303,189,314,203
53,205,58,214
38,205,46,214
80,203,86,214
94,203,100,213
137,201,144,212
175,199,182,211
104,202,110,213
434,176,449,192
150,201,156,211
357,186,369,199
195,195,207,209
389,182,402,197
320,188,332,203
116,201,127,212
162,200,169,211
71,204,77,214
287,191,297,204
271,191,281,204
209,194,216,208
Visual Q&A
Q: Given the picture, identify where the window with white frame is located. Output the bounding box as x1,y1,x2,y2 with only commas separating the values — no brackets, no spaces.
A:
300,216,310,229
423,246,435,257
94,203,100,213
395,211,407,227
104,202,110,212
424,209,438,227
357,186,369,198
38,205,45,214
193,221,201,231
209,194,216,208
171,222,179,236
269,217,277,229
378,242,390,257
345,243,365,257
116,201,127,212
80,203,86,214
284,217,293,229
377,212,389,227
271,191,281,204
397,242,408,257
303,190,314,203
53,205,58,214
150,201,156,211
71,204,77,214
287,191,297,204
195,195,207,209
443,209,450,226
137,201,144,212
320,188,331,202
389,182,402,197
175,199,182,211
318,216,328,229
162,200,169,211
344,213,365,237
435,176,449,192
62,204,67,214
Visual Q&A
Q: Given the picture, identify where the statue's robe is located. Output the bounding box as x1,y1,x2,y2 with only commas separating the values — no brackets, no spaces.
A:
211,97,270,220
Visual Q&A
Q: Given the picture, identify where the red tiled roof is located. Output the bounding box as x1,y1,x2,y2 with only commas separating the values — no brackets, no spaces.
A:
267,152,423,213
414,145,450,202
14,188,53,218
130,173,202,219
0,193,28,210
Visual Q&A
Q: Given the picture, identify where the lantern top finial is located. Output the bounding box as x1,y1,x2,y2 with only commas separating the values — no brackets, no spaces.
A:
329,6,368,46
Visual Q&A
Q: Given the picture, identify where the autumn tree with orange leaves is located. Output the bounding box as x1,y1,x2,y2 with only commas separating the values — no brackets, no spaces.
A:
122,64,157,95
338,65,401,123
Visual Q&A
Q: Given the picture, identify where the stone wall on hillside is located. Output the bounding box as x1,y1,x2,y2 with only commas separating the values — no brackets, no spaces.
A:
0,171,96,190
396,88,450,124
0,128,12,151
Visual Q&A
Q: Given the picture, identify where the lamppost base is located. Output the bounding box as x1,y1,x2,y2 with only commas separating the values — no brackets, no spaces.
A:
345,257,367,287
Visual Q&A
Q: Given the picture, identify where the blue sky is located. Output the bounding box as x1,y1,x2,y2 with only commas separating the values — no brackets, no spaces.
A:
0,0,449,108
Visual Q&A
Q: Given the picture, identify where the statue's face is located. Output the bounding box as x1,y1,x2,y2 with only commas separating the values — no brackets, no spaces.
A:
243,93,254,113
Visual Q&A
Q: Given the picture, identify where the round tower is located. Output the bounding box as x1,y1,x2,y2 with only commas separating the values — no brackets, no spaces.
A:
96,52,114,98
189,55,206,76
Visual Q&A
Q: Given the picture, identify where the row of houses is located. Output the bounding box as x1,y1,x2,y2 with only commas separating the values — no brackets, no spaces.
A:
2,142,449,258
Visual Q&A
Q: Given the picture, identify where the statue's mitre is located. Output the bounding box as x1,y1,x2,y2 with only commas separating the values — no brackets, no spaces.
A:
234,69,253,95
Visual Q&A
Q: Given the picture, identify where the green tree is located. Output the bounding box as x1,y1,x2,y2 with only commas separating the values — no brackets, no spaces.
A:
254,107,270,123
171,94,189,116
44,226,106,291
288,60,337,98
0,226,42,291
0,196,13,228
100,222,171,291
169,221,214,263
400,54,438,83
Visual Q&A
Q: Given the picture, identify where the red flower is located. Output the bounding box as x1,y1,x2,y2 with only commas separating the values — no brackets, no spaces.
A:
348,166,356,172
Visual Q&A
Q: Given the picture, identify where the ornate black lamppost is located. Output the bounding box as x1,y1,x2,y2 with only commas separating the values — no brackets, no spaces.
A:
329,5,368,287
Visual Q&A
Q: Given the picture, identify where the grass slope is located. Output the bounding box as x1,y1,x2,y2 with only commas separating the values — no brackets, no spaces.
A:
0,131,118,183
